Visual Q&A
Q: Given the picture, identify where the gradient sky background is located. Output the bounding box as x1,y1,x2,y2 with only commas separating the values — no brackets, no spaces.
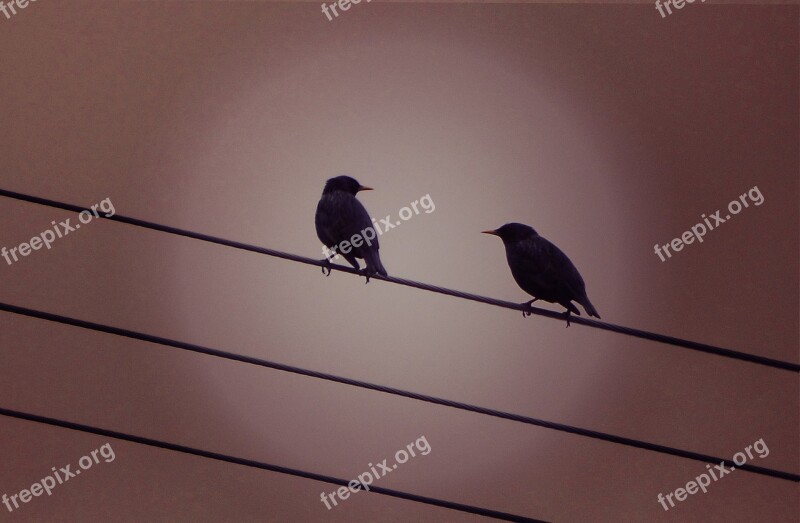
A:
0,1,797,521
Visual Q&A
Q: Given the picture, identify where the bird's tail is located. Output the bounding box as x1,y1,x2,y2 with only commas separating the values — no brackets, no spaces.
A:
364,250,388,277
579,296,600,319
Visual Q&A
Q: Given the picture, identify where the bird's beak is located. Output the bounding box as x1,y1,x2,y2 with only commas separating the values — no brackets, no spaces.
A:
482,230,499,236
358,186,373,192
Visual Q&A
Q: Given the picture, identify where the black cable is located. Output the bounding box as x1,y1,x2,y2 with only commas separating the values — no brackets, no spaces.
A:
0,188,796,373
0,407,545,523
1,302,797,483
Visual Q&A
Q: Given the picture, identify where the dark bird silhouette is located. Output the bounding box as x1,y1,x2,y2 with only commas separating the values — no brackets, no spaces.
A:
316,175,387,281
483,223,600,326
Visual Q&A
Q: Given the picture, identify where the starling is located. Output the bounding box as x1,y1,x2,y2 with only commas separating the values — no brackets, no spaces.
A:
316,175,387,280
483,223,600,325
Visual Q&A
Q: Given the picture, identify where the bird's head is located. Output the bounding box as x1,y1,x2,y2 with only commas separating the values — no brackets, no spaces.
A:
482,223,539,243
323,175,373,196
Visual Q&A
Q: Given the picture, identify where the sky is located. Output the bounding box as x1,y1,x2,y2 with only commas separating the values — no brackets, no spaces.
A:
0,1,797,521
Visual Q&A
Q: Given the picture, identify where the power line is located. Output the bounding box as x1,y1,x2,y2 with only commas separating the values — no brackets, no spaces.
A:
0,188,796,373
0,407,545,523
1,302,797,483
3,188,799,372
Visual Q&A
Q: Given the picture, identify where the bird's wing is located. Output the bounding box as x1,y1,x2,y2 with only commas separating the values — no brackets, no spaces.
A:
518,237,585,296
348,197,380,249
315,193,380,250
538,237,587,298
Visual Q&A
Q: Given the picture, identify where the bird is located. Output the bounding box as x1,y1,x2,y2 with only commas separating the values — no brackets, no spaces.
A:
483,222,600,326
315,175,387,281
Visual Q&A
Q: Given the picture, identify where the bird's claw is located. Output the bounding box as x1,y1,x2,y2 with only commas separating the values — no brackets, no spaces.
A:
362,270,372,284
564,311,571,328
320,260,332,277
521,299,537,318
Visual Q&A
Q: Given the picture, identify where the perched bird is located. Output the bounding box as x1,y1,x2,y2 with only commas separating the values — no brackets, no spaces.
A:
483,223,600,326
315,175,387,281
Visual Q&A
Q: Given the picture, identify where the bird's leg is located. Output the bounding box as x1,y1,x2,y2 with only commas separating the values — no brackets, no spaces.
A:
320,258,332,276
361,268,375,284
521,299,538,318
563,310,571,328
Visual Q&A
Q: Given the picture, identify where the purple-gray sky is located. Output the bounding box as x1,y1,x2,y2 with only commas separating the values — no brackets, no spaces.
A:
0,1,797,521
